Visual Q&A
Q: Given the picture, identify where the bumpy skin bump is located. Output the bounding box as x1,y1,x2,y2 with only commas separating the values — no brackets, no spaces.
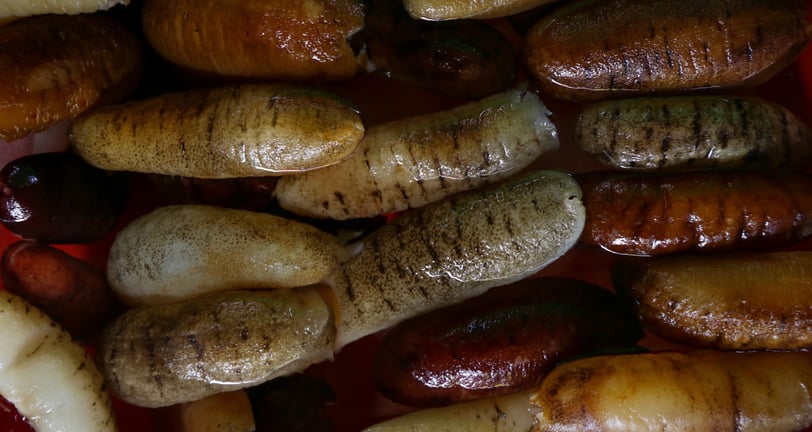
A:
0,291,117,432
531,351,812,432
331,170,586,348
70,84,364,178
0,13,143,141
575,96,812,171
613,251,812,350
97,288,336,408
275,88,559,219
525,0,811,101
107,205,343,306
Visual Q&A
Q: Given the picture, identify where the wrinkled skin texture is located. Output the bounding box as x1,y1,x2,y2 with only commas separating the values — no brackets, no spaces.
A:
331,170,585,348
531,351,812,432
70,84,365,178
613,251,812,350
575,96,812,171
373,277,643,406
578,170,812,256
97,288,336,408
0,14,143,141
0,291,116,432
275,89,559,219
525,0,811,101
141,0,366,81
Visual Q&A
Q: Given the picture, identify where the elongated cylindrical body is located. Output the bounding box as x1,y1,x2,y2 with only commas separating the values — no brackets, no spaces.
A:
366,350,812,432
578,170,812,255
525,0,811,101
107,205,343,306
0,13,143,141
0,0,127,20
275,88,559,219
141,0,365,81
363,390,536,432
403,0,557,20
531,351,812,432
97,288,336,408
613,251,812,350
0,291,116,432
331,170,585,348
373,277,642,406
70,84,364,178
575,96,812,171
2,240,120,340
